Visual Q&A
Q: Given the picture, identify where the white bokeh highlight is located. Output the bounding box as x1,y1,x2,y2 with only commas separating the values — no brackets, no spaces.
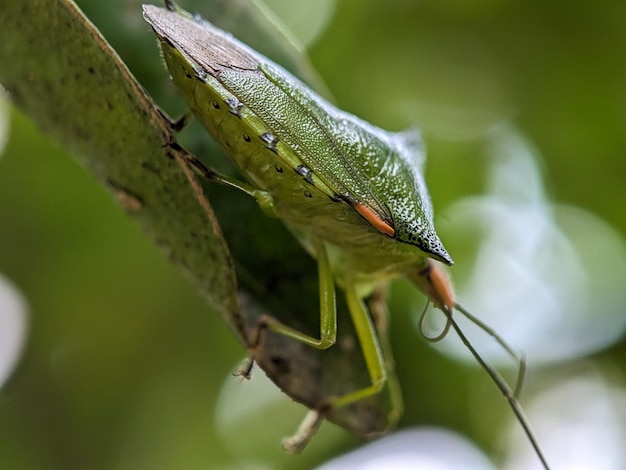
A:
317,428,496,470
504,368,626,470
262,0,336,48
0,87,10,158
215,360,346,460
0,274,28,389
436,126,626,364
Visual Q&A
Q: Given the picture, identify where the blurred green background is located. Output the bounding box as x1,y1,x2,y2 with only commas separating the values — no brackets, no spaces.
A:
1,0,625,468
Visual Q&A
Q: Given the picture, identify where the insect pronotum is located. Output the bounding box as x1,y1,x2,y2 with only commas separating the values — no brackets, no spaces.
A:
143,2,550,468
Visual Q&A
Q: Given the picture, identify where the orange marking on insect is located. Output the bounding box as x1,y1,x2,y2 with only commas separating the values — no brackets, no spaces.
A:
353,202,395,236
414,260,455,311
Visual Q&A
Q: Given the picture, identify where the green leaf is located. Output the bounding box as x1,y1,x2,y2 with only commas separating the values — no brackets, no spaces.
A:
0,0,242,341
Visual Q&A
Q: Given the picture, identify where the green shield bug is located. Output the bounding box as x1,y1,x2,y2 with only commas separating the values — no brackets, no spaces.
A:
143,2,550,468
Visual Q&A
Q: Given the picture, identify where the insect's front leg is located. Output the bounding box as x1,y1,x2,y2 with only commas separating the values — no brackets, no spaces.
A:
234,238,339,452
169,142,279,218
280,281,391,453
242,237,338,357
238,239,391,453
156,102,279,216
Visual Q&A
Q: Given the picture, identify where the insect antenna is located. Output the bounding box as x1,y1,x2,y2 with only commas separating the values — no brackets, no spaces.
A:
453,302,527,398
435,303,551,469
419,300,452,342
418,294,527,397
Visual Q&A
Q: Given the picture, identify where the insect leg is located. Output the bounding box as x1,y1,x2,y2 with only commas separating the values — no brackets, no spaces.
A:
237,240,337,452
331,284,387,409
281,248,390,453
366,287,403,424
176,148,279,217
245,238,337,354
281,282,390,450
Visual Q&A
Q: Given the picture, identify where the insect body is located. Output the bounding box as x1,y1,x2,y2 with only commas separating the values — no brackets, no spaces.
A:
144,3,549,468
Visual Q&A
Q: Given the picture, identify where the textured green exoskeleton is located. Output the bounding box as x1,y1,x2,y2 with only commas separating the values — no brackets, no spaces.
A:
143,3,550,467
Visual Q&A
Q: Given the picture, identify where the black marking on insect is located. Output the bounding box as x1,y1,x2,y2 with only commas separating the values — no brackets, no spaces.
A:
183,68,192,79
304,191,313,198
211,100,220,109
260,132,279,152
407,227,427,245
329,193,343,203
275,165,284,173
295,164,315,186
243,133,251,142
225,97,243,117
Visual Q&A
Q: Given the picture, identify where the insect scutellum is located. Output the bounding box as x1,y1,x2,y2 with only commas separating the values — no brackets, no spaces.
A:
143,2,550,468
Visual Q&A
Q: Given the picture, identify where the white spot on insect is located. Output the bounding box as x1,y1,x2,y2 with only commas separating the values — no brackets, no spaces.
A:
260,132,278,152
295,164,314,185
225,97,243,117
